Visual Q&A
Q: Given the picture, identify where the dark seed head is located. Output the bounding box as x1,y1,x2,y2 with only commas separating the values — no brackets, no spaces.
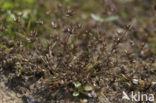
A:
154,5,156,11
66,9,74,17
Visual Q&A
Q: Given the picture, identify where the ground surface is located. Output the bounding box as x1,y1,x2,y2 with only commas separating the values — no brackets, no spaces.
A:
0,75,23,103
0,0,156,103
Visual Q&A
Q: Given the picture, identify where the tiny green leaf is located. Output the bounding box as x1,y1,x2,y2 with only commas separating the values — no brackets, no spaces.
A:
91,14,118,22
22,10,31,19
73,91,79,97
91,14,104,22
84,85,93,91
74,82,82,88
104,16,119,22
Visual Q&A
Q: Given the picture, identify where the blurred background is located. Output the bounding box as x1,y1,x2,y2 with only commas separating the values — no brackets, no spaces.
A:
0,0,156,52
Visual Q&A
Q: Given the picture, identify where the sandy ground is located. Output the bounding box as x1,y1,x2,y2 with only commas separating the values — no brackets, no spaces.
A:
0,73,23,103
0,82,23,103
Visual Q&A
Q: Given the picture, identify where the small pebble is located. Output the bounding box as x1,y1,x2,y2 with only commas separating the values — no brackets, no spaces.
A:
26,96,39,103
151,82,156,90
132,79,138,85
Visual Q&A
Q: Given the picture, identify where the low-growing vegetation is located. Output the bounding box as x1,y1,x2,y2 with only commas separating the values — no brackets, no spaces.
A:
0,0,156,103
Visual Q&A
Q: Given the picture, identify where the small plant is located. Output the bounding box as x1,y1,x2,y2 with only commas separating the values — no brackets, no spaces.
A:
0,0,155,103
